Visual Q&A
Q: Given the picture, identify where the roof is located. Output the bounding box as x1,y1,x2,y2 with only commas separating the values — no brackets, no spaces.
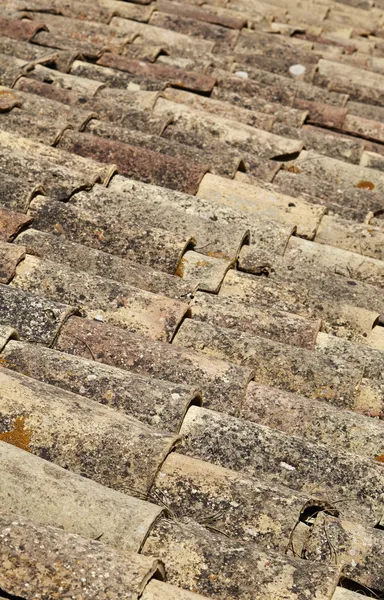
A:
0,0,383,598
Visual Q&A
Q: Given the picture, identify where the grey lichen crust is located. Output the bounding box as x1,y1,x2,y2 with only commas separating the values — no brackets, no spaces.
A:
15,228,194,301
152,452,323,553
243,382,384,460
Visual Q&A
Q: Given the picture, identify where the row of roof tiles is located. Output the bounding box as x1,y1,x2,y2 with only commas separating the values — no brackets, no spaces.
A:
0,0,383,598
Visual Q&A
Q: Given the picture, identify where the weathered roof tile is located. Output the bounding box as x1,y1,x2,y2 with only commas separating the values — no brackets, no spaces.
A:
0,324,17,352
0,513,163,600
10,254,189,342
74,177,248,261
110,16,216,55
190,291,321,349
3,84,96,130
215,70,349,107
28,62,107,94
0,33,51,60
97,52,216,92
0,282,76,344
28,195,191,274
85,117,244,178
315,213,384,260
0,240,25,283
220,262,383,342
58,129,208,194
25,11,136,48
31,28,107,57
0,128,114,184
297,125,365,164
0,15,47,41
154,97,304,159
273,168,384,220
1,338,200,432
174,319,363,407
149,11,240,49
243,382,384,459
162,86,275,130
153,451,317,553
176,250,233,293
143,516,341,600
293,97,348,128
54,316,254,414
1,0,384,594
301,513,384,591
70,58,168,90
284,235,384,289
0,86,21,111
0,105,69,144
0,440,163,553
0,366,178,494
0,206,32,239
197,173,325,239
16,227,194,300
179,405,384,525
156,0,246,29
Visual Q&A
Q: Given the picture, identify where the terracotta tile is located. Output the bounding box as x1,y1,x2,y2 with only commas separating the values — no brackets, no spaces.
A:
0,16,47,41
58,129,208,194
97,52,216,92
